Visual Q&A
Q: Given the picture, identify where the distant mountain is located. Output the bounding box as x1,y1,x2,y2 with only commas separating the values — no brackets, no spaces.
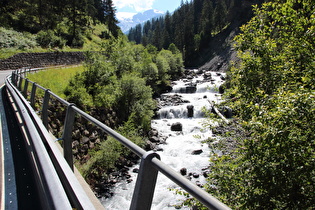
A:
117,9,164,33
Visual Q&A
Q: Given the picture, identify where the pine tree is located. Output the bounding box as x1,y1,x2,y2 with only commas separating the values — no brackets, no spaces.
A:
199,0,214,43
104,0,120,38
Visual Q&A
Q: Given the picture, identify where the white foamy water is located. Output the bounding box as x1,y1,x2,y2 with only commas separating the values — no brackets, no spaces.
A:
101,70,225,209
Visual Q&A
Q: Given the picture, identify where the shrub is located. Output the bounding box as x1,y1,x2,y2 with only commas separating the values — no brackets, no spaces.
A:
0,27,37,49
36,30,66,48
199,0,315,209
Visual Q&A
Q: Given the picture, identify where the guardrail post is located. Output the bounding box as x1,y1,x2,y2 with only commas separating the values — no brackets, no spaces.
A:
11,72,16,85
30,83,37,108
23,79,29,98
13,71,19,86
42,89,50,129
18,76,23,91
62,104,76,171
130,152,160,210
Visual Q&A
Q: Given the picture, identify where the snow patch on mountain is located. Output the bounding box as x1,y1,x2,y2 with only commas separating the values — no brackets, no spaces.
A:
117,9,164,33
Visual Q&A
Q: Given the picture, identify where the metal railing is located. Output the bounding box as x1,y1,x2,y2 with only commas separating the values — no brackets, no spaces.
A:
9,68,231,210
6,69,96,210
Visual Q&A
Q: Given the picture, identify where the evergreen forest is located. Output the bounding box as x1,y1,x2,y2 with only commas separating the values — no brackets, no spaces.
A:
127,0,264,66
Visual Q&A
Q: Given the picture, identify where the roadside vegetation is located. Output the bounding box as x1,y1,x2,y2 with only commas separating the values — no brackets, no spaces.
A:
26,65,84,98
183,0,315,209
24,36,184,184
3,0,184,190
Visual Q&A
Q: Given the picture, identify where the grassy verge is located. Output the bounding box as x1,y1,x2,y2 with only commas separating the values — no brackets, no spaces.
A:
0,23,107,60
26,65,84,98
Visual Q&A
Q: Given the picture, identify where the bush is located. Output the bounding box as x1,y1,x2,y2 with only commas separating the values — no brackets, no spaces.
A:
70,31,85,48
199,1,315,209
116,74,155,132
36,30,66,48
0,27,37,49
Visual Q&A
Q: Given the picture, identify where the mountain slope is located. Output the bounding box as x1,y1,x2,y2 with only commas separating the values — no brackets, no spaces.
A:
118,9,164,33
127,0,264,68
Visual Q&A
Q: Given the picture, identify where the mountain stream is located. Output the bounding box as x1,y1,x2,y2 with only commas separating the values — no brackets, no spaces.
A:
102,69,226,209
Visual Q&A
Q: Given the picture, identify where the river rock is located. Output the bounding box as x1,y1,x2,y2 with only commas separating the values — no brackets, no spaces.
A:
171,122,183,131
192,173,200,178
203,171,209,178
220,106,233,118
145,140,156,150
203,71,212,80
219,84,225,94
191,149,203,155
195,181,202,187
186,86,197,93
180,168,187,176
149,136,160,143
149,129,159,137
187,105,194,118
154,146,163,152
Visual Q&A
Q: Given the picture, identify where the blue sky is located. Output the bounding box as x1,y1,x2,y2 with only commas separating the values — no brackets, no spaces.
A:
113,0,183,13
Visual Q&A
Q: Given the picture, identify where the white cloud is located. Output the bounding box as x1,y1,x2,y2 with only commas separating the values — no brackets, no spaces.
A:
113,0,155,12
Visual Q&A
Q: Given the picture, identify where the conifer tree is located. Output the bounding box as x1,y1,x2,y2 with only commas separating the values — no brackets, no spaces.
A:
104,0,120,38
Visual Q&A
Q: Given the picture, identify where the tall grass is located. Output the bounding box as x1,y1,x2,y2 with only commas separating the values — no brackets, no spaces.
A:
26,65,84,98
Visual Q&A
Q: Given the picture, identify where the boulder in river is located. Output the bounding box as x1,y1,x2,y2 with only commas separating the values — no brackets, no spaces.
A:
180,168,187,176
186,86,197,93
191,149,203,155
171,122,183,131
187,105,194,118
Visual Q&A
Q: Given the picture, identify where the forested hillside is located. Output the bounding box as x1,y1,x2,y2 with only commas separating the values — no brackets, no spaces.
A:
0,0,119,48
127,0,264,66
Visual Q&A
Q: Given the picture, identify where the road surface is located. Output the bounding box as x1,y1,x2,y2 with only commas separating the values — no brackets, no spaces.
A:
0,70,14,86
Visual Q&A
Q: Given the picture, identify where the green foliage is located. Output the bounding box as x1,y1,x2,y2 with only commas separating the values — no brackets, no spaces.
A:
200,0,315,209
0,0,120,49
0,27,37,49
64,38,182,132
0,24,109,59
116,73,155,131
36,30,66,48
158,49,183,80
80,136,123,178
80,118,145,179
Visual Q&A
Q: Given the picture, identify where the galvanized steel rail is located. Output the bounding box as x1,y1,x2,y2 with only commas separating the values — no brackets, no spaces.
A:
6,69,96,210
9,68,231,210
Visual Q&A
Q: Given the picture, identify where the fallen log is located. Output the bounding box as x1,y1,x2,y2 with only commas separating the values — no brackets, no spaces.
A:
208,100,230,124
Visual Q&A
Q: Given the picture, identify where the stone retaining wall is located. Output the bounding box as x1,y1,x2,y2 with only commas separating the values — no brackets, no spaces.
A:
0,52,85,70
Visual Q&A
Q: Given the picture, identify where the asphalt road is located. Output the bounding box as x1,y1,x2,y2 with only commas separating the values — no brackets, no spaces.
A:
0,70,14,86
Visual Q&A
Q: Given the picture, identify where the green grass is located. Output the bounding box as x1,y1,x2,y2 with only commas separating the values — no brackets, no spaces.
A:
26,65,84,98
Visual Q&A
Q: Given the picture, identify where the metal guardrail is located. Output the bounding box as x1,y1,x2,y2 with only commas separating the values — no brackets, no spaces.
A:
5,69,96,210
9,68,231,210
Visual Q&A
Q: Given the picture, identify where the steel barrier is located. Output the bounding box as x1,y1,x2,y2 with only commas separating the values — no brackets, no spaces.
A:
8,68,231,210
6,70,96,210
